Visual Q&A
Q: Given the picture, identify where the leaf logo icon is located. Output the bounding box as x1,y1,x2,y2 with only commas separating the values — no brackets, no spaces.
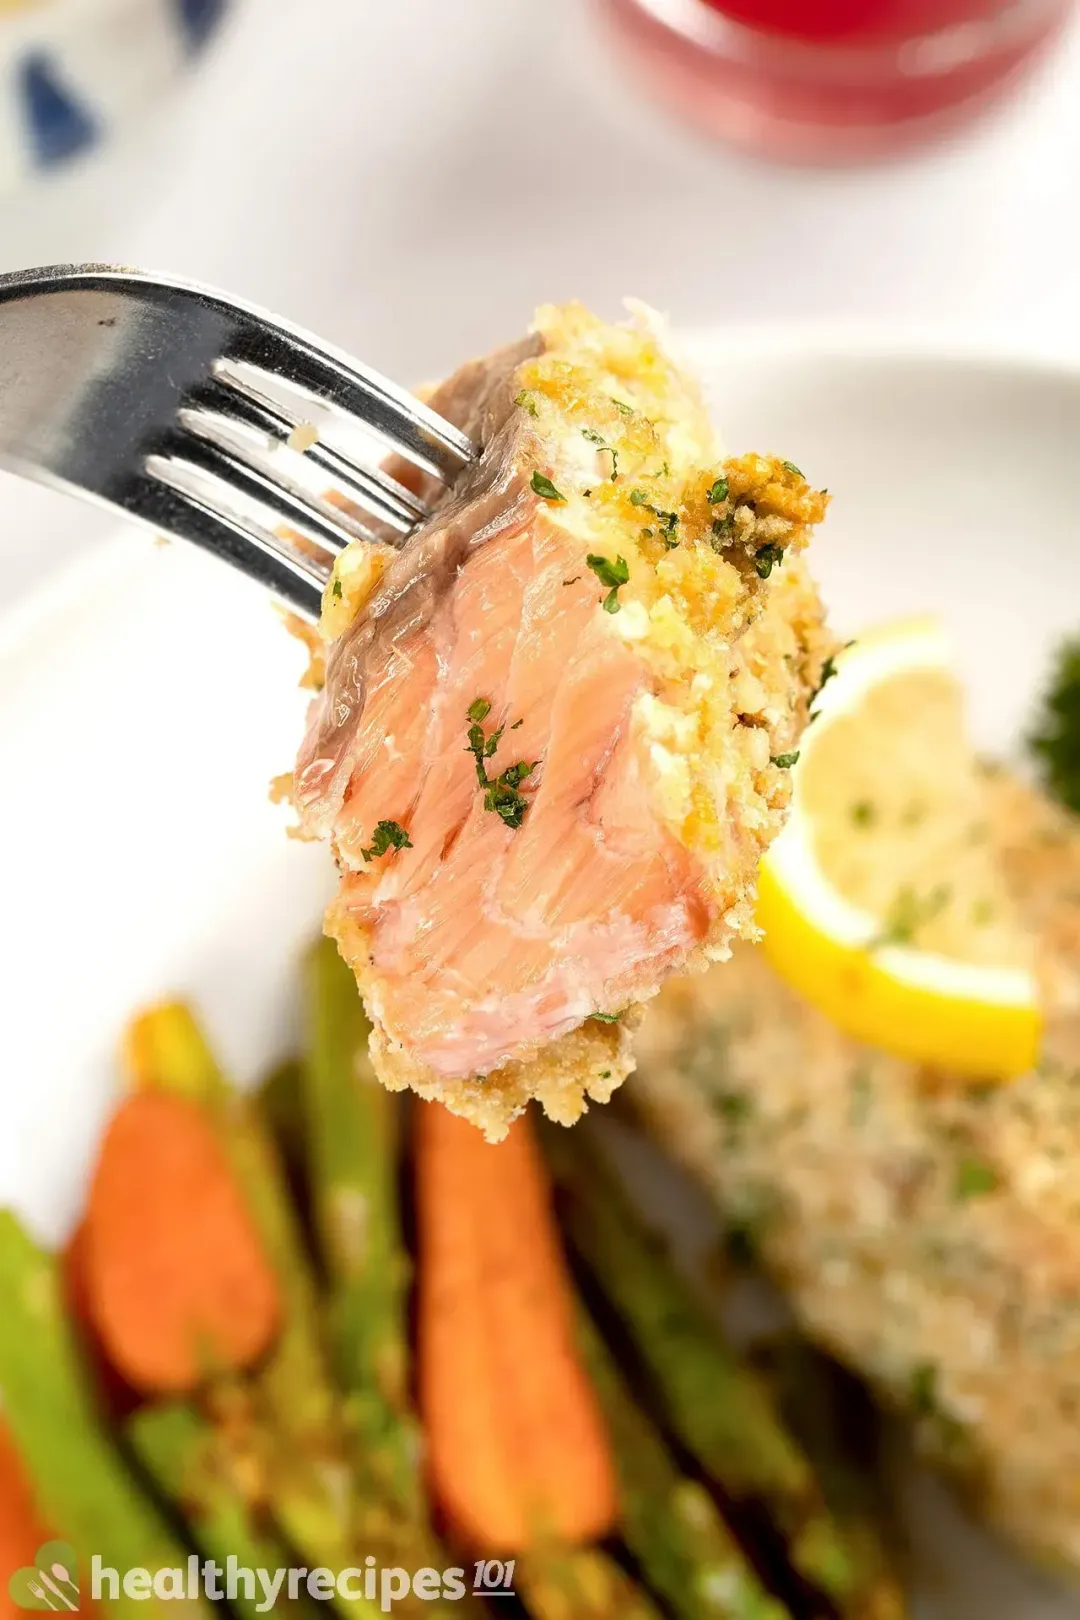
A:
8,1542,79,1610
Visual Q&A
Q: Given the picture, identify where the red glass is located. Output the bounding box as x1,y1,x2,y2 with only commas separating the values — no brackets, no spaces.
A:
597,0,1072,161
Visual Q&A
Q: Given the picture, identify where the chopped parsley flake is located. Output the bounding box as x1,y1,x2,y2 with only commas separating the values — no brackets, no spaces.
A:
592,1011,621,1023
630,490,679,546
483,761,536,828
581,427,618,481
360,819,412,862
599,1069,612,1079
910,1362,939,1417
954,1156,1000,1200
331,579,343,600
851,800,876,828
611,398,634,415
709,514,735,552
808,652,840,718
531,470,565,502
465,702,536,829
515,390,539,417
706,476,729,504
754,543,785,579
875,883,950,948
586,552,630,614
781,460,803,477
770,751,800,768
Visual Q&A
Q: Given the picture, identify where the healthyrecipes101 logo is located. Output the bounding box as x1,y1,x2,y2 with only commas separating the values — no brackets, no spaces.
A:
9,1542,80,1610
9,1545,518,1612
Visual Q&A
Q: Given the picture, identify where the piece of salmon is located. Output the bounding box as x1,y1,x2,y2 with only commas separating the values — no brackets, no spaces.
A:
292,303,831,1138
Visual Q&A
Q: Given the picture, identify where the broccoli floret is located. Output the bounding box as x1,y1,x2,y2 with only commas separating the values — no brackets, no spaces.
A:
1029,635,1080,814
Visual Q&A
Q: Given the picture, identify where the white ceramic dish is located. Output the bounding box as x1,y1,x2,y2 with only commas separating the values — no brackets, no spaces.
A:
3,333,1080,1618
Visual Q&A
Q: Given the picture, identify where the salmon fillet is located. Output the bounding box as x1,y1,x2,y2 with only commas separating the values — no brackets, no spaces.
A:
632,773,1080,1576
292,303,831,1138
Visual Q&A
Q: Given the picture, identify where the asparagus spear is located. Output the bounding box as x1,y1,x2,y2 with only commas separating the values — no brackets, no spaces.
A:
0,1210,213,1619
257,1058,309,1210
575,1310,790,1620
743,1332,906,1620
517,1547,665,1620
545,1126,876,1617
128,1401,321,1620
302,937,422,1522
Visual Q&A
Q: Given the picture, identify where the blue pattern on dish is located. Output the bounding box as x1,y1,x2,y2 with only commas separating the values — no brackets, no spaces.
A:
1,0,230,193
19,51,100,167
175,0,227,50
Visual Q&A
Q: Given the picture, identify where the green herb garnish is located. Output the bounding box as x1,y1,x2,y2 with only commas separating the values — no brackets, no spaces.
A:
754,543,785,579
592,1011,621,1023
331,579,343,600
910,1363,939,1417
706,476,729,504
586,552,630,614
629,490,679,546
851,800,876,828
781,460,803,477
875,883,950,948
515,390,539,417
611,398,634,415
483,761,536,829
360,819,412,862
465,702,536,828
581,427,618,481
954,1156,1000,1200
808,651,841,718
770,751,800,769
1029,634,1080,814
531,470,565,502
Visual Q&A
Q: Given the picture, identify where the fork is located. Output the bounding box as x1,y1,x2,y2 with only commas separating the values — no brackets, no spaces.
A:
0,264,477,620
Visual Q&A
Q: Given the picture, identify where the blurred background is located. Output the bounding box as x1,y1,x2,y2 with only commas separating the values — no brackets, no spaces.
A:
1,0,1079,609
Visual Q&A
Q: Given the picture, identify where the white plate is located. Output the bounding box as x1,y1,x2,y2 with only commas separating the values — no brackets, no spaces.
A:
3,334,1080,1618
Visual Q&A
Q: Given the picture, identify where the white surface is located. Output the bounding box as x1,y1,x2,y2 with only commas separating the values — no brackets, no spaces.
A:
3,0,1080,606
3,337,1080,1618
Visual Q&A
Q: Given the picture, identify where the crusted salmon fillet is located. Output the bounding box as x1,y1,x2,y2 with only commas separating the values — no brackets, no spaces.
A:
292,303,831,1138
632,773,1080,1576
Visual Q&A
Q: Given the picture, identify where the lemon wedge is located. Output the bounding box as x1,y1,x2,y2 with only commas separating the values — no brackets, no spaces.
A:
757,616,1042,1079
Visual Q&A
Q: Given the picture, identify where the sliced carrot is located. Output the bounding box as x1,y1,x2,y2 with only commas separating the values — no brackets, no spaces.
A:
0,1420,51,1620
84,1090,280,1394
62,1222,141,1422
414,1105,617,1555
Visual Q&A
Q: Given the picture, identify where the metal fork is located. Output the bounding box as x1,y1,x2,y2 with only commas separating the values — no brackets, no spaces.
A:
0,264,477,620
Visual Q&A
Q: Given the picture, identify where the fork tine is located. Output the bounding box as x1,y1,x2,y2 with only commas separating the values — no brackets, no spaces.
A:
149,431,362,558
220,327,475,482
175,408,389,546
126,469,326,621
192,374,428,534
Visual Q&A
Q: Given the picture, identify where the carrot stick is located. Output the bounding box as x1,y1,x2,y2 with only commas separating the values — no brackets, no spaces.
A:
62,1221,141,1423
83,1090,280,1393
414,1104,618,1555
